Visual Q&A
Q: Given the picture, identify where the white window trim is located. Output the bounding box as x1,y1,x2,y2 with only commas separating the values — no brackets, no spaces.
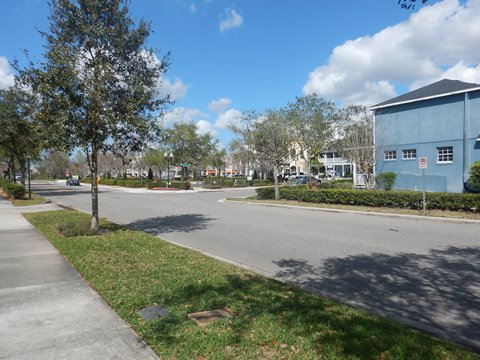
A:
402,149,417,160
384,150,397,161
436,146,453,164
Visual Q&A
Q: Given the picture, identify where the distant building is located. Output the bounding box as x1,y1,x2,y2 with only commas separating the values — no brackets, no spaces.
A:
320,151,352,178
371,79,480,193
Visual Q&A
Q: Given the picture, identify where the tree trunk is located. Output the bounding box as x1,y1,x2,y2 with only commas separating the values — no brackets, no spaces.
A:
273,163,280,200
9,155,16,182
19,158,26,187
90,148,99,231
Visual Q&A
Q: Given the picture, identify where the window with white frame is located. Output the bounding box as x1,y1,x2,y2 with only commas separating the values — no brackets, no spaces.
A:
402,149,416,159
384,150,396,160
437,146,453,163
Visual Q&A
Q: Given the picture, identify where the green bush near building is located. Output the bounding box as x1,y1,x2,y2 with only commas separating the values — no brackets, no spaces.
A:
376,172,397,191
256,187,480,212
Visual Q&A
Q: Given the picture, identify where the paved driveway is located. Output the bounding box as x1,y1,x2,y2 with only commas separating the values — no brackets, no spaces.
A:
33,182,480,352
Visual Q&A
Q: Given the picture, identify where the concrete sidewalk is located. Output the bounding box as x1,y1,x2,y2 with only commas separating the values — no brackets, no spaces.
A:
0,198,159,360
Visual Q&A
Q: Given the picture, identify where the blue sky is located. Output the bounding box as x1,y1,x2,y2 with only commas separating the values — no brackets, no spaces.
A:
1,0,478,147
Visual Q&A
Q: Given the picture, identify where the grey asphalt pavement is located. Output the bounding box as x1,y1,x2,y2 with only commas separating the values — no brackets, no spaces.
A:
0,196,159,360
33,181,480,352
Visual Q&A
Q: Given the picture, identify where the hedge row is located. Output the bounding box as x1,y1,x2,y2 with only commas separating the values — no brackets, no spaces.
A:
256,187,480,212
146,180,191,190
203,178,271,188
318,179,353,189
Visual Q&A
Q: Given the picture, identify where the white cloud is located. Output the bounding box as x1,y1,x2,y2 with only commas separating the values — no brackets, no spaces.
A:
163,107,204,127
303,0,480,105
214,108,243,129
220,9,243,32
196,119,218,136
189,4,197,13
0,56,14,90
208,97,232,114
411,61,480,89
157,77,189,102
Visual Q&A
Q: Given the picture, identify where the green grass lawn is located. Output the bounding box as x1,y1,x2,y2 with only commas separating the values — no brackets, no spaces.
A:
24,210,476,360
11,193,47,206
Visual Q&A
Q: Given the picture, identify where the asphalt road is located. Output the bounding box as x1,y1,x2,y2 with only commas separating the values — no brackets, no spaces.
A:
32,181,480,352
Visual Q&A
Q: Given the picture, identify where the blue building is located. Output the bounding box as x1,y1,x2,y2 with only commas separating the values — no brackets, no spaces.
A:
371,79,480,193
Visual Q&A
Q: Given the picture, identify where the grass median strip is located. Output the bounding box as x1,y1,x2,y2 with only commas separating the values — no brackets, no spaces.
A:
229,198,480,221
24,210,476,359
12,193,47,206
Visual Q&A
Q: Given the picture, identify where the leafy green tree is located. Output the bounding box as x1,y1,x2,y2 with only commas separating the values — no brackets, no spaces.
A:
249,109,293,200
209,148,226,177
0,84,41,185
20,0,169,230
165,122,217,179
143,148,167,178
287,95,335,181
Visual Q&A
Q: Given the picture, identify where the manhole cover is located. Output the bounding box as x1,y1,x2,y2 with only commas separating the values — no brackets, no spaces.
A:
188,309,232,326
138,305,170,320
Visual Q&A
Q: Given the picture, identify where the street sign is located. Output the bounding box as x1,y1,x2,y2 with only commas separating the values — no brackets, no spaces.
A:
418,157,428,169
180,163,189,167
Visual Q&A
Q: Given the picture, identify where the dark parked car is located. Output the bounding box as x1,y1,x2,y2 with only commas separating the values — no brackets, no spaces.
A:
66,175,80,186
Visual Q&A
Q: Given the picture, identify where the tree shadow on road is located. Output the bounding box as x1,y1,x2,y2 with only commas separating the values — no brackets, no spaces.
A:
273,246,480,352
33,186,101,197
127,213,216,234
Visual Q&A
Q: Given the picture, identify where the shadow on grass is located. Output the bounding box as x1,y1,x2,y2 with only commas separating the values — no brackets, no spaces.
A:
149,269,473,359
127,213,216,234
272,246,480,353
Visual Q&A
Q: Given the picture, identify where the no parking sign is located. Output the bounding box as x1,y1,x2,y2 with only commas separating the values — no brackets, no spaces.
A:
418,157,428,169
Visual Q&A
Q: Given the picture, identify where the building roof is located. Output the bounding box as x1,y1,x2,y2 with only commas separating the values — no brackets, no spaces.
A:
370,79,480,110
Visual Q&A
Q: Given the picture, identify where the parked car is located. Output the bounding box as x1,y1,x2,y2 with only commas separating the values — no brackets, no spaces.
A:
290,176,309,186
66,175,80,186
287,172,305,181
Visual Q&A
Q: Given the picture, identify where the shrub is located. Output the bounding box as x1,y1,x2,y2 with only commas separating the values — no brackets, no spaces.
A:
256,186,275,200
105,179,146,188
148,168,154,181
467,161,480,193
100,178,117,186
252,179,270,186
184,180,193,190
7,183,26,199
255,187,480,212
147,180,168,189
318,179,353,189
376,172,397,191
0,178,12,191
223,179,233,188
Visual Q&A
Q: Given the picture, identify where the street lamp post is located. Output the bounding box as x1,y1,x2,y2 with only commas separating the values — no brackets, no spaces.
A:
164,152,173,187
27,156,31,200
